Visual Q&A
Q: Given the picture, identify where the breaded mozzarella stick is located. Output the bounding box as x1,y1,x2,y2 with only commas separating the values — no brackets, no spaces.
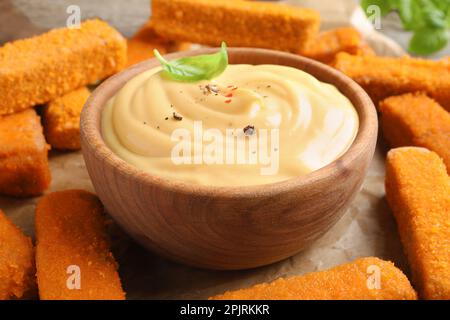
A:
333,53,450,111
380,93,450,173
127,21,191,67
151,0,320,53
386,147,450,300
301,27,375,64
0,109,51,197
43,87,91,150
0,210,35,300
35,190,125,300
211,257,417,300
0,19,127,115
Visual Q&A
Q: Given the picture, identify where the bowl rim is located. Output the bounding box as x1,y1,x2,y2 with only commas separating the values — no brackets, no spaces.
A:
80,47,378,199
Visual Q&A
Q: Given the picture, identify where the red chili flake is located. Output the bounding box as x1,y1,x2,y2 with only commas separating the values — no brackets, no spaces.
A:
225,99,232,104
225,93,233,98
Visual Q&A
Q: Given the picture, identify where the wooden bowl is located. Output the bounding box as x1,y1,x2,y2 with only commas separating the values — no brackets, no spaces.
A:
80,48,378,270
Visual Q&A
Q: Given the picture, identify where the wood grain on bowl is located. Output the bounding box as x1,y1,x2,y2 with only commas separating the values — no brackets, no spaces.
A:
80,48,378,270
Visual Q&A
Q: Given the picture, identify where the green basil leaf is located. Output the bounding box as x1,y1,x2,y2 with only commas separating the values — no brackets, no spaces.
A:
361,0,395,16
154,42,228,82
397,0,414,29
408,27,449,55
419,0,447,28
365,0,450,55
397,0,426,30
446,6,450,28
431,0,450,13
423,9,447,28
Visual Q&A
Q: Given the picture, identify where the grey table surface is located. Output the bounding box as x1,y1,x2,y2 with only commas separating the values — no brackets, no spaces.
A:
0,0,150,42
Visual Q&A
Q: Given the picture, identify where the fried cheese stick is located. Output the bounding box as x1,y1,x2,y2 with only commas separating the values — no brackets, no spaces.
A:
301,27,375,64
43,87,90,150
0,19,127,116
127,21,191,67
151,0,320,53
333,53,450,111
0,109,51,197
385,147,450,300
0,210,35,300
35,190,125,300
380,93,450,173
211,257,417,300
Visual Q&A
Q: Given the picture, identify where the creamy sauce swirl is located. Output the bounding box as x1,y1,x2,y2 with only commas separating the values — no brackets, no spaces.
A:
102,64,359,186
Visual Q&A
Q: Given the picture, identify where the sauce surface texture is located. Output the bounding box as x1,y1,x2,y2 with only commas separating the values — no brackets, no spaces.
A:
102,64,359,186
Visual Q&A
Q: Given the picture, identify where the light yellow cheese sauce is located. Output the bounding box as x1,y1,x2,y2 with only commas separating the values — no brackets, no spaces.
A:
102,64,359,186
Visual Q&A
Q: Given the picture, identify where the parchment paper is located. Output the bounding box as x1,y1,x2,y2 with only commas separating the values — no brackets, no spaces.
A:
0,0,410,299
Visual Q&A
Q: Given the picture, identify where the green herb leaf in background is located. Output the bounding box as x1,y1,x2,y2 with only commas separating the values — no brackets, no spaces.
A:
154,42,228,82
431,0,450,13
409,27,450,55
447,6,450,27
396,0,424,30
361,0,450,55
420,0,447,28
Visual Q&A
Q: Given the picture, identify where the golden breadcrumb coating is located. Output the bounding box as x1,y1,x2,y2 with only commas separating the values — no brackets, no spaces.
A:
0,19,127,116
332,53,450,111
301,27,375,64
211,257,417,300
43,87,90,150
385,147,450,300
35,190,125,300
380,93,450,173
151,0,320,53
0,210,36,300
127,21,191,67
0,109,51,197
